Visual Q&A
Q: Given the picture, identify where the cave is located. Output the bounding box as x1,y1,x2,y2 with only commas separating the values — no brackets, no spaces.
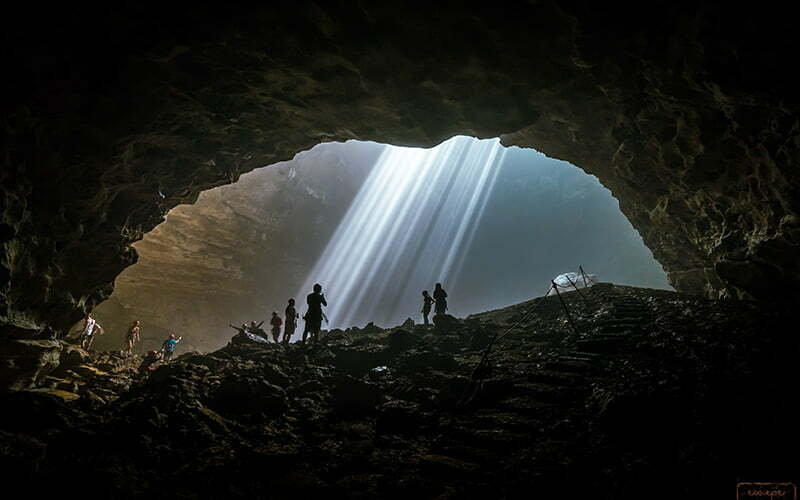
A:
87,136,670,353
1,2,798,499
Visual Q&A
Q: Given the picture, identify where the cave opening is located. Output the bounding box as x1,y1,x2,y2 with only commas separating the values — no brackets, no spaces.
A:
3,3,799,496
89,136,670,353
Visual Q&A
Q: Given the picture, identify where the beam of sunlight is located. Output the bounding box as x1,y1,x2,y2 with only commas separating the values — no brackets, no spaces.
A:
294,136,506,332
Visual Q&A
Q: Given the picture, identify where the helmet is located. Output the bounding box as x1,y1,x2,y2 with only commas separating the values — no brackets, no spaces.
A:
169,333,176,339
147,350,157,356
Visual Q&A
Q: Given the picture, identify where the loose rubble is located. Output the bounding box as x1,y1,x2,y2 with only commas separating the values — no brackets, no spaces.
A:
0,284,795,499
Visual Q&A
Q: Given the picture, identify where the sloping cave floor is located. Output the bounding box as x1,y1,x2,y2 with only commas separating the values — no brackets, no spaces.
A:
1,284,796,499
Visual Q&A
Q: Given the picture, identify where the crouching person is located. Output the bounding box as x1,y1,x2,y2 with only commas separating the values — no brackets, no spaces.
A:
138,349,162,376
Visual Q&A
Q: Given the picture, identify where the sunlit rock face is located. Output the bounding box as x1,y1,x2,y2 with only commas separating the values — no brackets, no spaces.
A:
2,2,799,338
90,141,383,352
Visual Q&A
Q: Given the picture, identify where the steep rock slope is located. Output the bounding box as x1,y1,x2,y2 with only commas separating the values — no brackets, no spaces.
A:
1,284,794,498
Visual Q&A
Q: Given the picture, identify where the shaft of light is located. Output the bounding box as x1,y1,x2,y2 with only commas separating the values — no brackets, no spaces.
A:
294,136,505,333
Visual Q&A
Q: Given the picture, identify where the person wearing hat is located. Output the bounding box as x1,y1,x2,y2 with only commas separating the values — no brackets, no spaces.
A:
161,333,182,363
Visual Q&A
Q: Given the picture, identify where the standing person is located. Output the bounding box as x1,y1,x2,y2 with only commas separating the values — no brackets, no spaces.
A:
283,298,298,344
270,312,283,343
421,290,435,325
161,333,182,363
433,283,448,316
302,283,327,345
80,314,103,350
124,320,141,356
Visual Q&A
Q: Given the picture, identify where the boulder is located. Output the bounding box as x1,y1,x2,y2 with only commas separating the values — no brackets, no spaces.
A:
0,339,62,390
361,322,383,334
262,362,291,387
376,399,427,434
58,343,90,368
331,375,382,417
229,331,268,346
0,390,87,432
387,329,421,353
469,328,494,350
42,376,79,393
323,329,349,345
291,379,327,399
416,454,479,479
78,389,107,410
0,430,47,478
183,354,230,372
394,350,460,375
434,375,471,409
332,344,387,374
72,363,111,379
25,387,80,403
211,375,288,416
433,315,462,335
431,334,463,353
311,345,336,364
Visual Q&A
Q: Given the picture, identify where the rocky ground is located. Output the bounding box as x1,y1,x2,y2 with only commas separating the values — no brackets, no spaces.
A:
0,283,796,499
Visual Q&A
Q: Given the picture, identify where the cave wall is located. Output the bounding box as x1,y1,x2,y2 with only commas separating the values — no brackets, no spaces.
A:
2,1,799,339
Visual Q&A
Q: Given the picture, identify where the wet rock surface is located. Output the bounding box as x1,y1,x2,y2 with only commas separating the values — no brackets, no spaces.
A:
1,284,795,498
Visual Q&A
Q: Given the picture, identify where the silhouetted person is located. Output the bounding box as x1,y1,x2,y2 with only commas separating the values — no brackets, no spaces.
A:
284,298,298,344
124,320,140,356
433,283,448,316
270,312,283,343
161,333,182,363
302,283,327,345
421,290,435,325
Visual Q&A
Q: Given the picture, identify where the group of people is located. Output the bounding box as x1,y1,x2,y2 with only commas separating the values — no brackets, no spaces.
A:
80,280,450,365
79,313,182,366
135,334,182,375
237,283,327,346
421,282,448,325
244,281,449,346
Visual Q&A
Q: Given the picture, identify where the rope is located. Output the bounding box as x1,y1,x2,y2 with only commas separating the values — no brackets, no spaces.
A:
455,267,597,409
490,282,557,347
455,281,556,409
